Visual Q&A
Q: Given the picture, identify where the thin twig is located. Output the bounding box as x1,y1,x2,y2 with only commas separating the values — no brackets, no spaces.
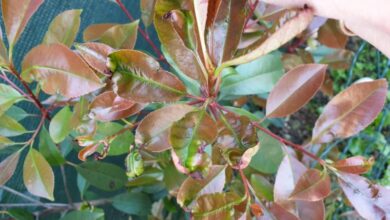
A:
0,186,50,208
60,165,74,207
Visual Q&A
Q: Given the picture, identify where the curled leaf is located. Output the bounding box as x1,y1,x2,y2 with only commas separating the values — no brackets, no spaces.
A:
125,150,144,178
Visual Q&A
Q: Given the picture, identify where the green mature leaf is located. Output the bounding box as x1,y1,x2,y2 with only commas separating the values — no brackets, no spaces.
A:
312,79,388,144
0,27,8,66
21,43,104,99
0,114,27,137
136,104,193,152
23,148,55,200
5,106,29,121
39,127,65,166
266,64,327,118
43,9,82,47
140,0,156,27
61,210,104,220
93,122,134,156
7,208,34,220
154,0,206,83
192,192,244,217
217,8,313,73
112,192,152,215
170,110,217,173
2,0,44,46
0,151,20,185
49,106,73,143
84,21,139,49
223,106,262,121
177,165,226,208
0,136,14,149
77,174,89,199
0,83,24,116
250,131,284,174
76,161,127,191
109,50,186,103
251,174,274,201
220,53,284,99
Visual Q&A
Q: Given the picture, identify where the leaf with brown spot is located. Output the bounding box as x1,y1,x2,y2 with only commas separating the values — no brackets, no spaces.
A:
266,64,327,118
333,156,374,174
0,151,20,185
2,0,44,47
312,79,388,144
136,104,193,152
109,50,186,103
289,169,331,201
21,43,104,99
318,19,348,49
75,42,114,75
43,9,82,47
90,91,144,122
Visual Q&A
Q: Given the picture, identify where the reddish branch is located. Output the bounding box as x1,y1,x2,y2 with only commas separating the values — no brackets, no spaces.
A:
115,0,167,64
244,0,259,28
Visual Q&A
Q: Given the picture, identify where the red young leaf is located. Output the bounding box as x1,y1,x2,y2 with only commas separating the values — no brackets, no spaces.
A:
266,64,327,118
312,79,388,144
0,151,20,185
75,42,115,75
289,169,331,201
333,156,374,174
318,19,348,49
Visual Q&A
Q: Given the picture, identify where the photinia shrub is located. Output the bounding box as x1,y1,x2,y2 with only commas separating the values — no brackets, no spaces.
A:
0,0,389,219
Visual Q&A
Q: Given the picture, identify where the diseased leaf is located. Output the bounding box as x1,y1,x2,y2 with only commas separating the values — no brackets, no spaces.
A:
109,50,186,103
312,79,388,144
266,64,327,118
39,127,66,166
0,83,25,116
49,106,73,143
220,53,284,98
140,0,157,27
112,192,152,215
136,104,193,152
23,148,55,200
338,172,390,220
2,0,44,46
154,0,206,83
84,21,139,49
318,19,348,49
333,156,374,174
43,9,82,47
170,110,217,173
90,91,144,122
76,161,127,191
75,42,114,75
218,8,313,70
0,151,20,185
22,43,104,99
177,165,226,208
192,192,243,218
289,169,331,201
0,114,27,137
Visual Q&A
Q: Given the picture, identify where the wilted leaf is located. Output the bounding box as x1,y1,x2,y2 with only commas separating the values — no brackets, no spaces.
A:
49,106,73,143
333,156,374,174
78,144,98,161
192,192,243,218
289,169,331,201
109,50,186,103
338,172,390,220
2,0,44,46
23,148,55,200
39,127,66,166
136,104,193,152
43,9,82,47
84,21,139,49
219,8,313,70
177,165,226,208
76,161,127,191
220,53,284,98
154,0,206,83
251,174,274,201
170,110,217,173
140,0,156,27
0,83,24,116
318,19,348,49
0,151,20,185
90,91,144,122
75,42,114,75
312,79,388,144
22,43,104,98
0,114,27,137
112,192,152,215
250,131,284,174
266,64,327,118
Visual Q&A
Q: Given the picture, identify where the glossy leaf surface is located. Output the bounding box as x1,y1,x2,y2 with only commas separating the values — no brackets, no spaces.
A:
266,64,327,118
0,114,27,137
333,156,374,174
39,127,66,166
112,192,152,215
0,83,24,116
75,42,114,75
49,106,73,143
289,169,331,201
